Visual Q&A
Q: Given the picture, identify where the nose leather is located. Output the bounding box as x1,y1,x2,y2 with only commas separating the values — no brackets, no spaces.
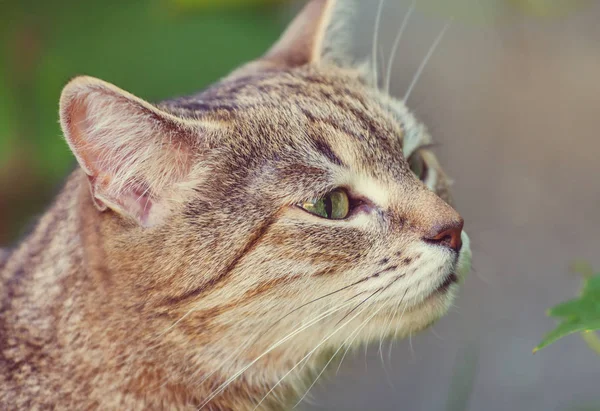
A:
424,219,464,253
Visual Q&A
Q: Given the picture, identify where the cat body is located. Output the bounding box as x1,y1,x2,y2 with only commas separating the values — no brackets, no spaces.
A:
0,1,471,409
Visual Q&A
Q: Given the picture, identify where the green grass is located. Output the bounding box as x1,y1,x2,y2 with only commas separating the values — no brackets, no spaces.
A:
0,0,283,242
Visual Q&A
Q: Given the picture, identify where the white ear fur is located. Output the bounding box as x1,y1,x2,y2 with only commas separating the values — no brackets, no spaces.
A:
60,76,203,227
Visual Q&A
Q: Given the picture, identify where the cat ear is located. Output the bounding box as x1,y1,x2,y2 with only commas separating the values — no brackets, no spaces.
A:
60,76,208,227
243,0,367,77
265,0,338,66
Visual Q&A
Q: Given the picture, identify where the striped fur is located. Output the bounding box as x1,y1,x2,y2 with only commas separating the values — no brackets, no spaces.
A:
0,1,471,409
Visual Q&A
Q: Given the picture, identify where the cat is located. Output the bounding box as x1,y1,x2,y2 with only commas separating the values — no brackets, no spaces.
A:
0,0,471,409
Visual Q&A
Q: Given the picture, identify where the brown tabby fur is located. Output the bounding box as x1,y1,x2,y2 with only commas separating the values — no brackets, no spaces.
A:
0,0,471,409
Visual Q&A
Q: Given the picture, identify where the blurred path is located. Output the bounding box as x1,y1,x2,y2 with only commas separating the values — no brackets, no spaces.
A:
304,1,600,410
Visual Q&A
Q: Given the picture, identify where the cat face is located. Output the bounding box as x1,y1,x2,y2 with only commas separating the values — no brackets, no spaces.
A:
59,0,470,385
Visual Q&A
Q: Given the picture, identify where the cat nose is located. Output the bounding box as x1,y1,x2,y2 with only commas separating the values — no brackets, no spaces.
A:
424,219,464,253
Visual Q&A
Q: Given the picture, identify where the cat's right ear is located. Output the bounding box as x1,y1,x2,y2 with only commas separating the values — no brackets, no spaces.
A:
59,76,217,227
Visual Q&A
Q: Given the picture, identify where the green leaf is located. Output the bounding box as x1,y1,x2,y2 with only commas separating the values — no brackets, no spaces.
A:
535,320,600,353
535,272,600,353
570,260,595,278
548,299,598,319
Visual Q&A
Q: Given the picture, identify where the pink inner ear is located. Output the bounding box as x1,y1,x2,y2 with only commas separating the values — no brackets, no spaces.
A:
65,96,99,176
130,184,154,226
60,77,200,227
85,173,155,226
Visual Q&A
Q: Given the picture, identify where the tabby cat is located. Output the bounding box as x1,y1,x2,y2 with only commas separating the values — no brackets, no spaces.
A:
0,0,471,409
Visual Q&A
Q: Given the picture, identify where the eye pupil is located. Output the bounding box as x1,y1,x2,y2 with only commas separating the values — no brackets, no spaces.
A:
299,189,350,220
324,195,333,218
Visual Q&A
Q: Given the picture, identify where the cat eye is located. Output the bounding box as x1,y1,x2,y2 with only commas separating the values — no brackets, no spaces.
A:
299,189,350,220
408,150,429,181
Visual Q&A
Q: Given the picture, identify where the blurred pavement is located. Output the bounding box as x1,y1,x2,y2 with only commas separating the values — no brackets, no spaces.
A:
302,1,600,410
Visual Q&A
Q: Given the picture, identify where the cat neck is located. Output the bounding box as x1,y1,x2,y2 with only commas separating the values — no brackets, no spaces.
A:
0,170,306,410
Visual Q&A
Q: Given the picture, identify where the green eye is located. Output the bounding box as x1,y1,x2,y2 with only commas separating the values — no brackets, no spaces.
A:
299,189,350,220
408,150,428,181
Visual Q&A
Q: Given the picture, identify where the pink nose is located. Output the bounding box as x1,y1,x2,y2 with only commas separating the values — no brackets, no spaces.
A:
424,219,464,253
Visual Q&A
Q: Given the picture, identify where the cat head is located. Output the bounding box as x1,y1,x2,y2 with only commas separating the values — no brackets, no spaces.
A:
59,0,471,388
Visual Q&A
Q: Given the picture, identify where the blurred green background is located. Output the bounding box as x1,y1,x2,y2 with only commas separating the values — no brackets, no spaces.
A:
0,0,285,244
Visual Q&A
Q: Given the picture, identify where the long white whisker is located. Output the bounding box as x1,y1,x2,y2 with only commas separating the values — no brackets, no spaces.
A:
429,325,444,341
297,349,315,374
253,290,384,410
339,287,408,375
378,288,408,367
195,284,366,388
145,280,367,404
372,0,386,87
336,329,361,375
198,299,356,409
336,294,388,376
388,293,414,363
196,331,259,387
379,45,386,89
385,0,416,93
157,305,199,338
404,19,452,102
205,280,371,383
294,300,388,408
378,307,395,365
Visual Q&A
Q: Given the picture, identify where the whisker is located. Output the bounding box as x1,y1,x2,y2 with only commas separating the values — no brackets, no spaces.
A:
385,0,416,93
429,325,444,341
381,342,396,391
404,19,452,102
387,335,395,366
388,297,409,362
379,45,387,89
338,284,409,375
198,299,357,409
294,298,389,408
144,277,372,404
151,277,370,396
408,331,415,359
378,288,409,366
335,286,383,326
265,277,369,332
472,267,492,286
378,309,396,366
195,331,260,388
297,349,315,374
388,292,415,364
372,0,386,87
253,288,385,410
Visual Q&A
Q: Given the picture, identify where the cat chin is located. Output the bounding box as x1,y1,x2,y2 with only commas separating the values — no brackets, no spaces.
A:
347,241,469,346
392,284,457,334
335,283,458,348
